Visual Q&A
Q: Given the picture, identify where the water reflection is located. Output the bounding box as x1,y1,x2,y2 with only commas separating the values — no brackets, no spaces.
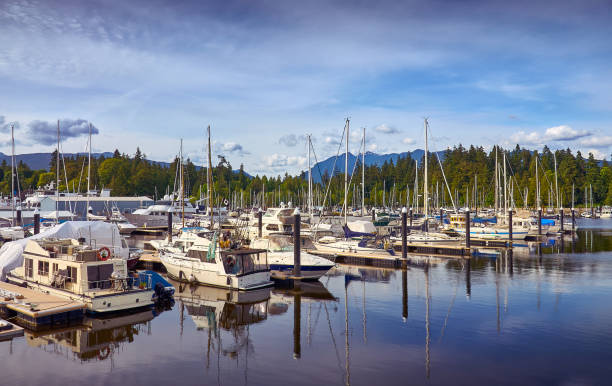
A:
24,310,155,362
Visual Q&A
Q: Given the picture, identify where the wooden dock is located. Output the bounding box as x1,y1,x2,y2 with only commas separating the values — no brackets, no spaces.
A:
0,282,86,330
0,319,24,341
137,252,166,271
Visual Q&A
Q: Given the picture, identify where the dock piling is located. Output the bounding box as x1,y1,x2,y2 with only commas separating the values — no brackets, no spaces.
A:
401,207,407,259
538,209,542,236
508,210,513,244
16,206,22,226
409,208,413,231
293,208,301,277
560,210,564,233
167,207,173,242
571,209,575,232
465,211,471,249
258,209,263,238
33,210,40,235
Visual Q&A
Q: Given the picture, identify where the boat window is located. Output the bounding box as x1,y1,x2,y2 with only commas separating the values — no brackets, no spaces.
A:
25,258,34,278
87,264,113,289
38,261,49,277
186,249,208,262
66,266,77,283
266,224,279,231
268,236,293,252
222,251,268,275
52,263,59,274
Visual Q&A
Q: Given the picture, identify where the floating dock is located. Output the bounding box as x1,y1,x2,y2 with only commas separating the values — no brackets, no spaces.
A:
0,282,86,330
138,252,166,271
0,319,24,341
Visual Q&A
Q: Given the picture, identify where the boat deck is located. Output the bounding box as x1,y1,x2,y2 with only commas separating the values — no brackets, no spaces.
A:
0,281,86,329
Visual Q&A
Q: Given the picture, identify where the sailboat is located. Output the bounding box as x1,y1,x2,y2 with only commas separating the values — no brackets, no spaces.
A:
159,127,273,291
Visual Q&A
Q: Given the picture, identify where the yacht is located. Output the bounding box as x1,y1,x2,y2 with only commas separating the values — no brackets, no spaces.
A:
601,207,612,219
250,234,335,280
159,232,273,290
7,238,155,313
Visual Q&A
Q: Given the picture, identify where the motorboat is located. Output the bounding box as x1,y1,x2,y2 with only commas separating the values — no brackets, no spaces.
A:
159,232,273,290
250,234,335,280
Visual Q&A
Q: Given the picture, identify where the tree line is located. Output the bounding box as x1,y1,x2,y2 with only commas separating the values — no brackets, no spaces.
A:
0,145,611,208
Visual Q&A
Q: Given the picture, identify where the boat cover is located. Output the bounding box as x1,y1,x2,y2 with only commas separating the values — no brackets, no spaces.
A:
0,221,127,281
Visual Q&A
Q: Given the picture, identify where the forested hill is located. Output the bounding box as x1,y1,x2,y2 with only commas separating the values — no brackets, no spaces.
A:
1,145,611,207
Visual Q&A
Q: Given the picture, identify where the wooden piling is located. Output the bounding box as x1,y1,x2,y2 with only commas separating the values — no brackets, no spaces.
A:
33,211,40,235
465,211,471,249
401,207,407,259
293,209,301,277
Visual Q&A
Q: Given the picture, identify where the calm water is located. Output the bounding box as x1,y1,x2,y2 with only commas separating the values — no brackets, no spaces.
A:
2,219,612,385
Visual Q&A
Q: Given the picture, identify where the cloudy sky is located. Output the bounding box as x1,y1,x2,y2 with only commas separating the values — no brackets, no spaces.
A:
1,0,611,175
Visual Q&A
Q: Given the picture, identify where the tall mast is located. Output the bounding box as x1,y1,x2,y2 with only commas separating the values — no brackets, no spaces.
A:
207,125,213,230
494,146,498,213
503,150,507,217
180,138,185,229
414,160,418,212
87,123,92,219
10,124,15,226
56,120,60,224
308,134,313,219
424,118,429,228
362,127,365,217
536,156,540,209
344,118,349,225
554,152,559,209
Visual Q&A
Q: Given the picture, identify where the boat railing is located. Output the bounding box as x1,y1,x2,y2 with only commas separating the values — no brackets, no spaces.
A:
86,273,153,292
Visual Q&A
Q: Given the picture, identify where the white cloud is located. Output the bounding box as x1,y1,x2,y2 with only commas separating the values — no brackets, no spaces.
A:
585,149,606,160
374,124,399,134
579,135,612,148
544,125,590,141
265,153,306,168
402,137,416,145
508,130,543,146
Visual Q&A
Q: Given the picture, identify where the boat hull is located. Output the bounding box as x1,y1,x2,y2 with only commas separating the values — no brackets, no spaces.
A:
160,254,273,291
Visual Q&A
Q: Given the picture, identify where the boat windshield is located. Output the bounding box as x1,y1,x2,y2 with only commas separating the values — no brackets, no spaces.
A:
221,250,268,275
268,236,293,252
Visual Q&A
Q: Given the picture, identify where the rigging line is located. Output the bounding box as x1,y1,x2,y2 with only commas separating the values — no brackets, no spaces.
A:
437,274,461,342
314,122,347,234
323,302,345,384
427,129,457,212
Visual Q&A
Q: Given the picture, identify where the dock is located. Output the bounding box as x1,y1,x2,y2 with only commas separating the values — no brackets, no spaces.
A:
0,282,86,330
138,252,166,271
0,319,24,341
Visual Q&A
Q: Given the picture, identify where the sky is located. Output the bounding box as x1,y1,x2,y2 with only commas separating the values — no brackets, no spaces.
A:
0,0,611,175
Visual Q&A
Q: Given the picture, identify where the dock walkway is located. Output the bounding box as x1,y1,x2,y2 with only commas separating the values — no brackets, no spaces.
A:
0,281,86,329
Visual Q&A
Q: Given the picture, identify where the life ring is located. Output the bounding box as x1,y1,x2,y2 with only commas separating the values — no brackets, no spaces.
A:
97,247,111,261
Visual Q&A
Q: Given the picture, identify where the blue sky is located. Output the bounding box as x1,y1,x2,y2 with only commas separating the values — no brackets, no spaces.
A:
0,0,611,175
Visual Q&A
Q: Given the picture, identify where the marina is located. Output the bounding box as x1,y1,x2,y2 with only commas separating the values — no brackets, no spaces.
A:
0,220,611,385
2,1,612,384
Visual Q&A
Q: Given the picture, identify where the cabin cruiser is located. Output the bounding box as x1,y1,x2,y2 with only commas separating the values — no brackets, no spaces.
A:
250,234,335,280
7,238,155,313
601,207,612,219
159,232,273,290
445,213,530,240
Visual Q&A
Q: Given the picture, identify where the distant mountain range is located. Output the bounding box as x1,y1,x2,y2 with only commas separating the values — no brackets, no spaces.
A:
0,151,249,177
1,150,442,182
308,150,445,183
0,151,115,170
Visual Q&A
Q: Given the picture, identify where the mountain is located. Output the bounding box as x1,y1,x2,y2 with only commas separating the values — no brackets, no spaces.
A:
0,151,251,178
0,151,114,170
308,150,445,183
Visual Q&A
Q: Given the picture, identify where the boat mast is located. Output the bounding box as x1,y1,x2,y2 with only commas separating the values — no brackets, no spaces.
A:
207,125,213,230
554,152,559,210
362,127,365,217
424,118,429,230
180,138,185,229
494,146,498,214
56,120,60,224
536,156,540,210
308,134,313,219
10,124,15,226
87,123,92,219
344,118,349,226
503,150,507,219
